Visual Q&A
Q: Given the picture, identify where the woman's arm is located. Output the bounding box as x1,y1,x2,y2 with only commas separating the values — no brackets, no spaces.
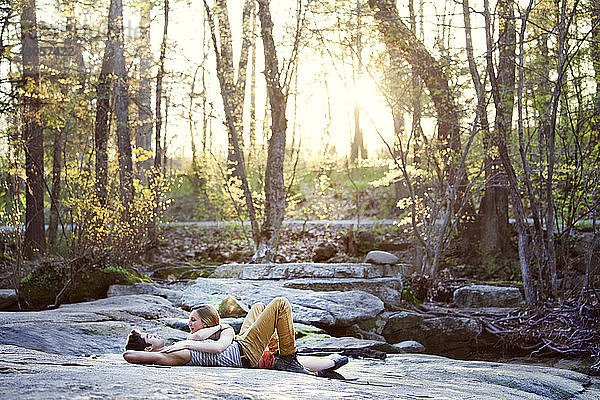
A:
187,323,233,341
163,329,235,354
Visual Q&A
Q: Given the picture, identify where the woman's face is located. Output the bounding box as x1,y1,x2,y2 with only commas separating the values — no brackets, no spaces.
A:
188,310,205,333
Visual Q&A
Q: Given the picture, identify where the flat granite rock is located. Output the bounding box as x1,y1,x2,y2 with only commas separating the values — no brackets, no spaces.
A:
210,263,404,279
180,278,384,328
1,345,598,399
0,295,188,356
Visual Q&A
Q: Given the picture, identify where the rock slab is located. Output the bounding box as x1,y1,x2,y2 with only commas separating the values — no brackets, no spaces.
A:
283,277,403,308
0,295,188,356
2,345,599,399
453,285,523,308
180,278,384,328
210,263,404,279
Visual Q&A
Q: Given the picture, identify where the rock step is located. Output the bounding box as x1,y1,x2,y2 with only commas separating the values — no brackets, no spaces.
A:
283,277,403,308
210,263,409,279
453,284,523,308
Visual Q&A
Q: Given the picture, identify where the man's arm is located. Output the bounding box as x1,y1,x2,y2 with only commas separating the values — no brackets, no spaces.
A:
123,349,190,366
187,323,232,341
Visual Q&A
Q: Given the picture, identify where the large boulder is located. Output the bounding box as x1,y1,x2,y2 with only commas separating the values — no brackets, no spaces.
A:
391,340,426,353
0,295,187,356
180,278,384,328
364,250,400,265
210,263,404,279
453,285,523,308
312,242,337,262
2,345,599,399
381,310,483,358
283,277,403,308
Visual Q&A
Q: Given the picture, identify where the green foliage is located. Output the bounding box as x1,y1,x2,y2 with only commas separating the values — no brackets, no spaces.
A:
401,281,421,307
62,161,169,264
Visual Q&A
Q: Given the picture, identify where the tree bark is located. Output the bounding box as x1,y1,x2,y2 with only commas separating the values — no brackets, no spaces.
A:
212,0,254,179
112,0,133,206
478,0,513,256
254,0,287,262
369,0,465,196
497,0,538,307
592,1,600,93
20,0,45,257
350,1,365,162
136,1,153,178
204,0,260,243
154,0,168,175
248,6,257,158
48,125,62,249
95,0,119,205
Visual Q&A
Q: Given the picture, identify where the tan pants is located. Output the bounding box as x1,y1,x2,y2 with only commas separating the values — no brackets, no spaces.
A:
236,297,297,367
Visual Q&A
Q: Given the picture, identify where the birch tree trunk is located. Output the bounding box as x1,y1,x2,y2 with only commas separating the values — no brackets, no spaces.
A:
254,0,287,262
154,0,168,173
20,0,45,257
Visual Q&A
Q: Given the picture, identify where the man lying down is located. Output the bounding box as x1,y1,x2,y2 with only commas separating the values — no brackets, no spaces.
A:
122,297,349,379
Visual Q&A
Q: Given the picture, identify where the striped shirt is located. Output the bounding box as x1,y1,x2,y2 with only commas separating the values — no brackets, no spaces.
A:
186,342,243,367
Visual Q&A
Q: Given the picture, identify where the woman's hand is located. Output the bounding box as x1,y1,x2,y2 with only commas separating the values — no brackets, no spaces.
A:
187,323,233,341
160,341,191,354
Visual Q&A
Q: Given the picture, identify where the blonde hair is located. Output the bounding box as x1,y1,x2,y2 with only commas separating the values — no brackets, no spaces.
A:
191,304,220,327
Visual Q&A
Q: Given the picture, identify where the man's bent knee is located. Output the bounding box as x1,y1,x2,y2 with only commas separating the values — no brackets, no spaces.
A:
272,296,291,310
250,302,266,312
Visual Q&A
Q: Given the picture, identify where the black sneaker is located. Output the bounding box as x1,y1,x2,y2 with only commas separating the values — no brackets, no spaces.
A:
316,369,347,380
327,354,348,371
273,352,315,375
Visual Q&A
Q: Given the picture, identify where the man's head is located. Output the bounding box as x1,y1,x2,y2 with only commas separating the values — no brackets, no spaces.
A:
125,329,165,352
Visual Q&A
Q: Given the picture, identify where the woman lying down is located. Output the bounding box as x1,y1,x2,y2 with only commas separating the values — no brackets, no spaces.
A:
123,297,348,379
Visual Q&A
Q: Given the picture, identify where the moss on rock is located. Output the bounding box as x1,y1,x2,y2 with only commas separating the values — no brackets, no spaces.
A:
19,260,150,309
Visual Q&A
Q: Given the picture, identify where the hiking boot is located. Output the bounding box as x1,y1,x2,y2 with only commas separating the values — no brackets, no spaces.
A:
273,352,314,375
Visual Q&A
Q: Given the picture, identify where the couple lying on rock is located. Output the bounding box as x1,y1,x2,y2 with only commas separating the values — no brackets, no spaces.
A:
123,296,348,379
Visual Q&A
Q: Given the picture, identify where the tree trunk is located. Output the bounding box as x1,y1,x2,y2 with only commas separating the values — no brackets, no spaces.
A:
154,0,168,173
248,6,257,159
592,1,600,93
544,0,574,300
136,1,153,179
48,125,62,249
112,0,133,206
254,0,287,262
350,0,365,162
20,0,45,257
95,0,119,205
212,0,254,180
369,0,462,185
477,0,514,257
204,0,260,243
